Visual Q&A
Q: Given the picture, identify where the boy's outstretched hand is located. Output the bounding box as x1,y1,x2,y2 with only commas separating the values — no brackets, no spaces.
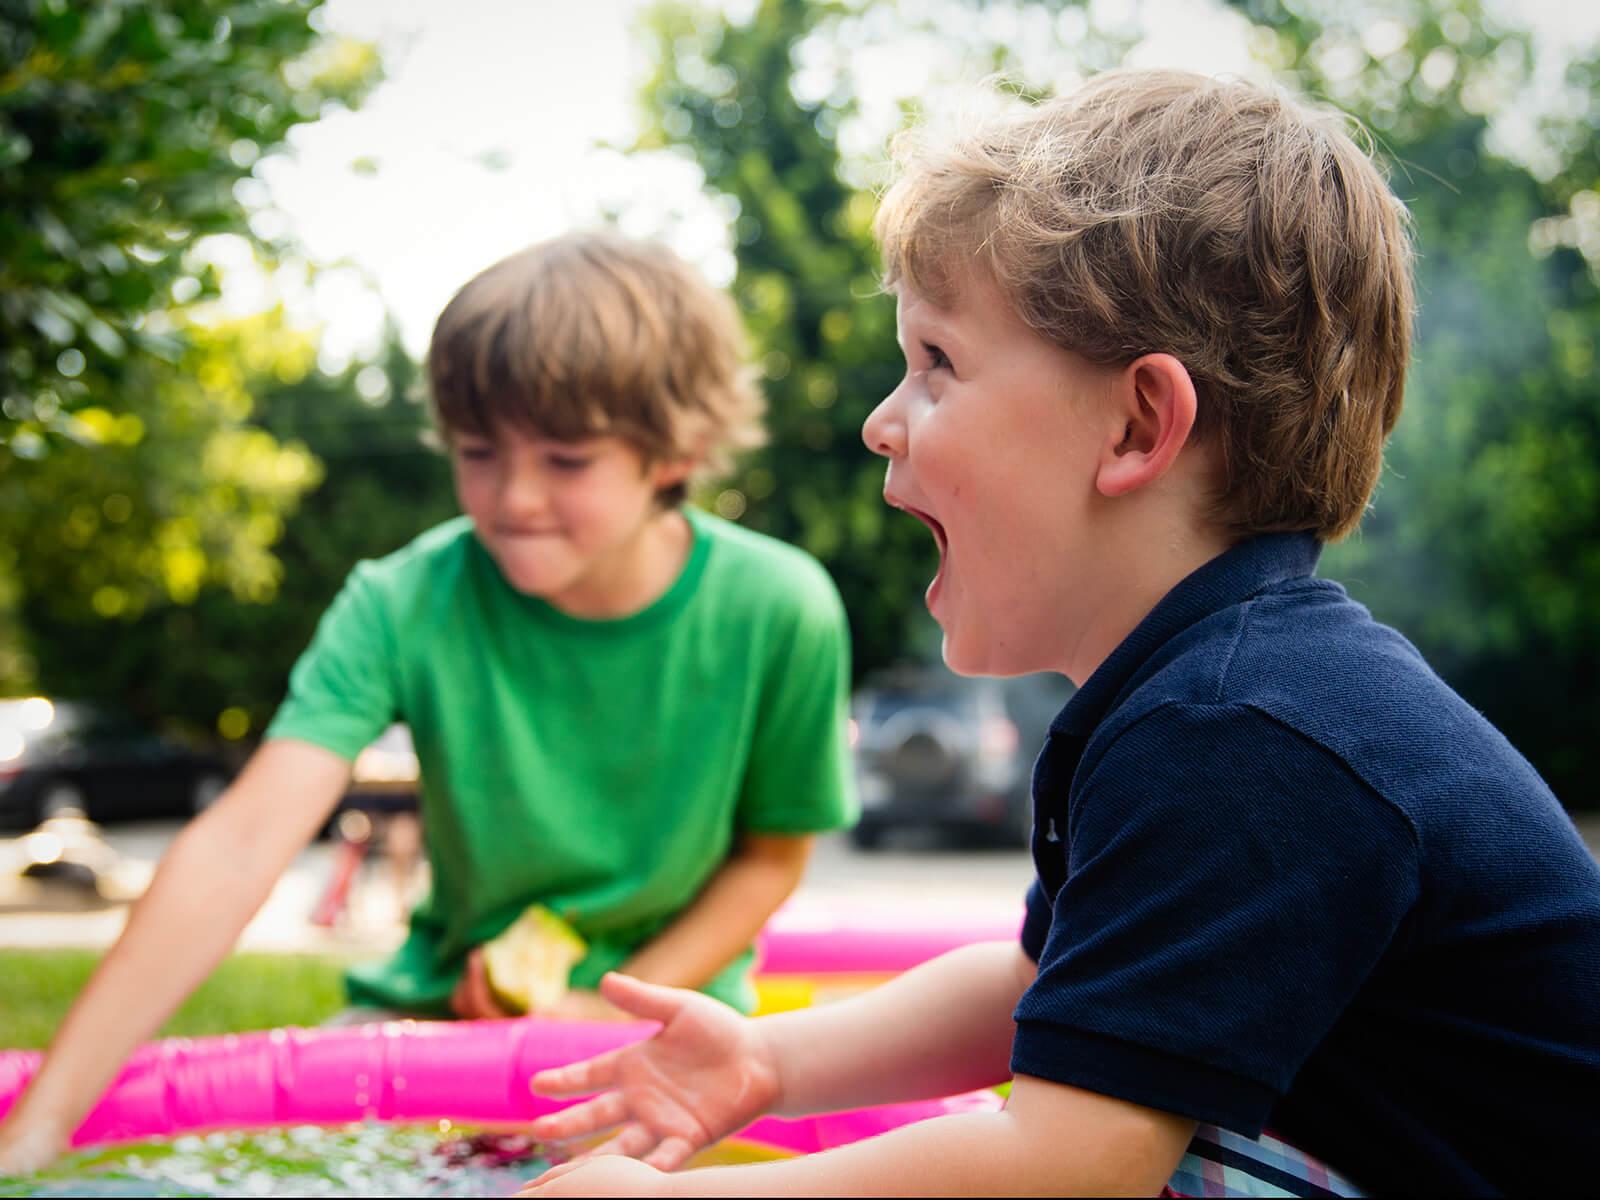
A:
523,972,781,1172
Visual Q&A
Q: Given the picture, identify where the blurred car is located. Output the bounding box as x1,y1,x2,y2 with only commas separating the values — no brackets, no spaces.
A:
848,665,1075,850
343,722,420,814
0,697,234,830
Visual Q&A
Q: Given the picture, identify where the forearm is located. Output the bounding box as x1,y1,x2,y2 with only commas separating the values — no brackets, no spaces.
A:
3,741,345,1144
6,811,284,1137
761,940,1032,1116
658,1100,1179,1198
662,1113,1070,1197
618,835,811,990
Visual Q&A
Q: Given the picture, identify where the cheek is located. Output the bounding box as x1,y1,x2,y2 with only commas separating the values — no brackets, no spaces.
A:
452,465,494,518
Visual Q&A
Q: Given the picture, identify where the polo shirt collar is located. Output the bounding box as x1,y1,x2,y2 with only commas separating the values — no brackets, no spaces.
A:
1052,532,1323,737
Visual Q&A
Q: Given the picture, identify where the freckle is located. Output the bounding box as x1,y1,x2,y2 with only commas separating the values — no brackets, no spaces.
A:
953,485,961,498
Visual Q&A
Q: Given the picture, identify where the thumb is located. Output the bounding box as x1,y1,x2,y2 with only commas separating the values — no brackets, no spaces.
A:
596,972,696,1023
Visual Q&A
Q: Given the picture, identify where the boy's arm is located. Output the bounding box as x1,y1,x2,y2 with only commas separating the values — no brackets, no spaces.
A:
0,739,351,1173
527,944,1183,1196
529,941,1034,1163
614,832,814,991
527,1073,1194,1197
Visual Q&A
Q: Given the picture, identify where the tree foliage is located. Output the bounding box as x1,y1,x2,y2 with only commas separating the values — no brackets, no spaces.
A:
638,0,945,681
0,0,390,736
0,0,377,450
18,315,455,740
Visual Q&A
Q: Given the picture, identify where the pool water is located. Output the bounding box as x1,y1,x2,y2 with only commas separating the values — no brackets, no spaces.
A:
1,1123,788,1198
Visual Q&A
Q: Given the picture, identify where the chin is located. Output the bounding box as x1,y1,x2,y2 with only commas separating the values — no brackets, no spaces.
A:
939,634,993,679
494,560,568,598
941,632,1043,679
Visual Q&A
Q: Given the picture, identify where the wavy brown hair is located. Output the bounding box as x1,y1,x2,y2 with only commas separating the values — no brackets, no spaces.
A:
876,70,1415,541
428,230,765,504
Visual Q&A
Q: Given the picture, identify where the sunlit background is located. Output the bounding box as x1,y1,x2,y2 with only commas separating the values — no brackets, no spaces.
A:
3,0,1599,807
230,0,1600,359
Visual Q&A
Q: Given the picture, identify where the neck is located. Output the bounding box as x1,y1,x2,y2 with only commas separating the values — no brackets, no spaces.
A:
1063,514,1234,687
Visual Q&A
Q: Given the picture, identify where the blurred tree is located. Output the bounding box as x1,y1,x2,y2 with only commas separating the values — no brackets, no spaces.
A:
0,0,392,740
0,0,377,450
640,0,1599,805
636,0,928,681
18,315,455,742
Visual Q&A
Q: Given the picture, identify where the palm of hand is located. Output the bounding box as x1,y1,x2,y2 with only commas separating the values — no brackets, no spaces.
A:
529,978,780,1171
613,1004,776,1151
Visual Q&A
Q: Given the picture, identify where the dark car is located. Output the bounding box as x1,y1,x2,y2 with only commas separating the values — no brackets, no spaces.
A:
848,664,1075,850
0,697,234,830
342,722,420,814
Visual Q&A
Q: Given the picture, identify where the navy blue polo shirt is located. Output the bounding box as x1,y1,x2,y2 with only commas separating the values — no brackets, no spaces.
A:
1012,532,1600,1195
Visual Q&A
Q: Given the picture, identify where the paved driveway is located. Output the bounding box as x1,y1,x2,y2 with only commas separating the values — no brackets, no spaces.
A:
0,822,1039,953
2,813,1597,954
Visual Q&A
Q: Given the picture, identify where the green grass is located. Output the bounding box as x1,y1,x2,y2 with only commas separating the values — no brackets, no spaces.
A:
0,949,353,1049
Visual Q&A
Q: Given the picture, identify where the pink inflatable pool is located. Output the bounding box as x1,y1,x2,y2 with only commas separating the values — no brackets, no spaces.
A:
0,1017,1002,1156
756,895,1024,975
0,899,1022,1156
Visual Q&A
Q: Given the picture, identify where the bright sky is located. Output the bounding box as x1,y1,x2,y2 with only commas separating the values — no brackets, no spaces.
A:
229,0,708,370
217,0,1598,371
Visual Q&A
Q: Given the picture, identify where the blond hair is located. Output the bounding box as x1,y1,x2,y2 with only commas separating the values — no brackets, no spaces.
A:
876,69,1415,541
428,230,765,502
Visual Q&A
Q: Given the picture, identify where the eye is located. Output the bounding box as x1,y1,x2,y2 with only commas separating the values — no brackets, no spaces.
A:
922,341,952,372
454,441,495,463
546,453,593,472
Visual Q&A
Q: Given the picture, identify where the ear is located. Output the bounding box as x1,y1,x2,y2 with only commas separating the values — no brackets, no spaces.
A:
1094,354,1199,499
648,455,698,490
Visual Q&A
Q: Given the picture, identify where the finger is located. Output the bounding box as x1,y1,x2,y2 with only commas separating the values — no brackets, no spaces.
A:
642,1135,699,1173
452,952,488,1019
465,951,513,1020
582,1122,658,1161
526,1090,629,1142
530,1045,625,1098
449,972,472,1020
514,1158,585,1197
596,972,696,1023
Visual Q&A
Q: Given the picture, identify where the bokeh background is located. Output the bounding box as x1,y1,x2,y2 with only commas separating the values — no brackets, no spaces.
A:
3,0,1598,809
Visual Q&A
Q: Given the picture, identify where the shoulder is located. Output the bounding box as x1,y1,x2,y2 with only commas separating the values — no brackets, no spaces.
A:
344,516,479,598
690,508,846,623
1077,699,1421,851
1087,575,1556,839
1100,576,1462,753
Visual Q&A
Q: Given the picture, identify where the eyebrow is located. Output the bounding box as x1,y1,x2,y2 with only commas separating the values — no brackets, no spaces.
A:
898,304,967,358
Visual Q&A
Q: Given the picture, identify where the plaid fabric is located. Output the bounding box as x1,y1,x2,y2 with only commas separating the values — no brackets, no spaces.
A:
1164,1125,1365,1198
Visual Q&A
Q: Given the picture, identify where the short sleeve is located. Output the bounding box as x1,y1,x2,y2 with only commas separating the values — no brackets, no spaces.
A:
734,569,858,835
1011,702,1420,1134
1021,879,1051,962
264,563,401,761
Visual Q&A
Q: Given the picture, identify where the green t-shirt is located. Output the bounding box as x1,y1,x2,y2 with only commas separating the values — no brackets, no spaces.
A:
265,507,857,1014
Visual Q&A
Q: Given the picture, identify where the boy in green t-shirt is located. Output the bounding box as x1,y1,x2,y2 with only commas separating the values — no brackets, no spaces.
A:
0,231,857,1173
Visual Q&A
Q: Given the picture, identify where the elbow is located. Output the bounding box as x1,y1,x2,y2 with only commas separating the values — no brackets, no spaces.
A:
735,832,815,879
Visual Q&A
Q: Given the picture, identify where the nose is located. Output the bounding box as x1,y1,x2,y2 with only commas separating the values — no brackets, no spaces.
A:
861,382,907,459
496,458,550,523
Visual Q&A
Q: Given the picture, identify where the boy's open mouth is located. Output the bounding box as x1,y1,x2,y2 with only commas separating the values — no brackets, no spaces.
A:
902,505,947,556
884,494,949,610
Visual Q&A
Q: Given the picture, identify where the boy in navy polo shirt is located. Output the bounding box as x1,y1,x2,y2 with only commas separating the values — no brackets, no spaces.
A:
513,70,1600,1197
